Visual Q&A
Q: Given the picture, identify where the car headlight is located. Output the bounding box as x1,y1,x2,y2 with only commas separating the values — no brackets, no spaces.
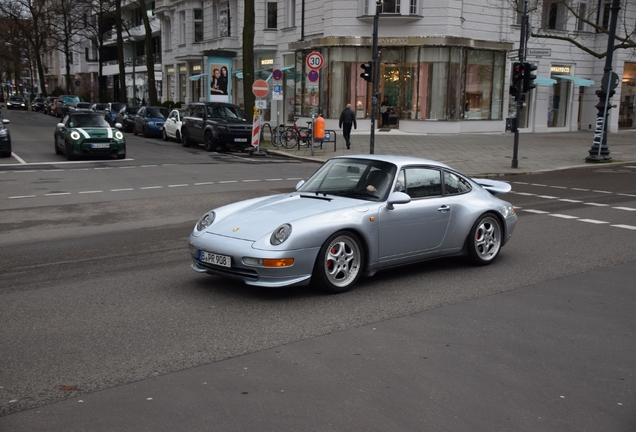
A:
196,212,215,231
270,224,292,245
70,131,81,140
115,130,124,140
217,125,227,130
0,129,7,137
147,121,155,125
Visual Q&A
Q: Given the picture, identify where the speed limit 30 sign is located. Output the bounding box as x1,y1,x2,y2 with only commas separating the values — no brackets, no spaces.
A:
306,52,325,70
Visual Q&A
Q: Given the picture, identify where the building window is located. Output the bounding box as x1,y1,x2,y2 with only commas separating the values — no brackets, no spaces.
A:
219,2,230,37
577,2,588,31
382,0,400,14
164,19,172,49
409,0,418,14
179,11,186,44
542,0,567,30
285,0,295,27
267,2,277,29
194,8,203,42
600,0,611,29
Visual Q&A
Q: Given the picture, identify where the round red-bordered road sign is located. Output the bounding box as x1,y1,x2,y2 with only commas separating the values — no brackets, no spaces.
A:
306,52,325,70
252,80,269,98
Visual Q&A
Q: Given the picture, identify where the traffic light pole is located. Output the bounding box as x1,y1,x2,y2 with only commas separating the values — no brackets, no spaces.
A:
511,0,528,169
369,0,381,155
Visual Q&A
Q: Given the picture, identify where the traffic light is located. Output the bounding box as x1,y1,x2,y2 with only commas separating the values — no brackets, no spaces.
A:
360,61,373,83
523,62,537,93
509,84,520,99
512,62,524,85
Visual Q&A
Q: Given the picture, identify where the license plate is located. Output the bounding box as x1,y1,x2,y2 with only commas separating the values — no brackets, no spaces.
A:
199,250,231,267
91,143,110,148
234,138,248,142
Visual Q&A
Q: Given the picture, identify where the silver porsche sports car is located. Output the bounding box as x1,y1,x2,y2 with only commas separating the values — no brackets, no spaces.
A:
188,155,517,293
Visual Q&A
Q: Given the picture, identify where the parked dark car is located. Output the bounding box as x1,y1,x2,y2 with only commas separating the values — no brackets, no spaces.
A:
43,96,57,115
6,96,28,110
133,106,169,137
31,97,45,112
181,102,252,151
0,113,11,157
55,95,82,117
104,102,126,125
115,106,140,132
75,102,93,112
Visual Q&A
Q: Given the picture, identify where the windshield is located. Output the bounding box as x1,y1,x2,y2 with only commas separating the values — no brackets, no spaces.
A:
67,114,110,128
10,97,25,102
146,107,169,118
76,103,92,109
298,158,397,202
207,105,246,120
63,96,81,103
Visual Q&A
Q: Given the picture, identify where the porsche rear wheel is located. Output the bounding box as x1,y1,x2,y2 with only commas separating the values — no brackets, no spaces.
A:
313,231,363,294
468,212,502,265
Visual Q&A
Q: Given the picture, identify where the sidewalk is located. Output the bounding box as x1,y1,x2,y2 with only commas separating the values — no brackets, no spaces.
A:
261,129,636,176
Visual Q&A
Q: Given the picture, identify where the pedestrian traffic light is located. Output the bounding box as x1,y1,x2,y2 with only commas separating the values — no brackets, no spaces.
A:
512,62,524,86
523,62,537,93
360,62,373,83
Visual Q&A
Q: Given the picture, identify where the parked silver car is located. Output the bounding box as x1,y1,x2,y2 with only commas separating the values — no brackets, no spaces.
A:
188,155,517,293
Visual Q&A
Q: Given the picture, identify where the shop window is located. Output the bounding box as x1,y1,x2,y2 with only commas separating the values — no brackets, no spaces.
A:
267,2,277,29
542,0,567,30
548,65,572,127
463,51,496,120
194,9,203,42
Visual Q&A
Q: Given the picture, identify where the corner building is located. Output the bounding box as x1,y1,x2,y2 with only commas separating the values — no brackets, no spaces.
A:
155,0,636,134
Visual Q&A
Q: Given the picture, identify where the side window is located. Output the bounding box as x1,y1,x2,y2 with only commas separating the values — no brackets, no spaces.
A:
444,171,472,195
404,167,442,198
195,106,206,118
394,170,406,192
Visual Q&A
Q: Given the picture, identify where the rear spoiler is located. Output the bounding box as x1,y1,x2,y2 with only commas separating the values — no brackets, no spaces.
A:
472,178,511,195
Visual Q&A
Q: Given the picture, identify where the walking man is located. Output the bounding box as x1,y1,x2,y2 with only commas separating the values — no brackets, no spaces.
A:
339,103,357,149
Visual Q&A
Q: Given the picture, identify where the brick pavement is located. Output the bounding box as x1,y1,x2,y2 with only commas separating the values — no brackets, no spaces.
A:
262,129,636,177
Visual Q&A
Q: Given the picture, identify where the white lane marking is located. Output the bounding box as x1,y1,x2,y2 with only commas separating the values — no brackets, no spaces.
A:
523,209,550,214
530,184,547,187
513,182,529,184
140,186,163,189
168,184,188,188
266,178,283,181
572,188,590,191
611,224,636,230
549,214,579,219
537,195,558,199
618,193,636,198
45,192,71,196
79,190,103,194
194,182,214,185
549,186,568,189
613,207,636,211
43,169,63,172
584,202,609,207
95,167,113,170
514,192,536,196
592,190,612,194
141,165,157,168
8,195,36,199
111,188,133,191
558,199,583,203
0,159,134,167
119,166,135,169
219,180,238,184
578,219,609,224
12,153,27,164
286,178,304,180
242,179,260,183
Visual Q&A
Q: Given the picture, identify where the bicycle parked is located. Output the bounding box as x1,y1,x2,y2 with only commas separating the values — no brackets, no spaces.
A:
272,118,313,149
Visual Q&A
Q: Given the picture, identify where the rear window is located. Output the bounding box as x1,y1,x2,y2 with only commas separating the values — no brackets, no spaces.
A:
63,96,81,103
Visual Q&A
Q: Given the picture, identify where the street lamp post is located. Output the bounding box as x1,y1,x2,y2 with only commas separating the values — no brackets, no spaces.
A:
586,0,620,162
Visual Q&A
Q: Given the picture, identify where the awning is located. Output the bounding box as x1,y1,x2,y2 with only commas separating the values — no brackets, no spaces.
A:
233,66,295,81
535,76,557,86
552,75,594,87
189,73,208,81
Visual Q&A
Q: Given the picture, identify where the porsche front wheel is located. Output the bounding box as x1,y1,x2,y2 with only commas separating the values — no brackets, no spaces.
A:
468,213,502,265
313,231,363,294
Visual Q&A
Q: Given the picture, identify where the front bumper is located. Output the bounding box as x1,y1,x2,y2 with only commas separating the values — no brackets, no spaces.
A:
188,232,319,287
0,136,11,153
71,139,126,157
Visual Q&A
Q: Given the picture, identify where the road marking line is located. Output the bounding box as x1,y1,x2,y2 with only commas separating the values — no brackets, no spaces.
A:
530,184,547,187
559,199,583,203
612,207,636,211
168,184,188,188
111,188,133,191
12,153,27,164
45,192,71,196
119,166,135,169
219,180,238,184
194,182,214,185
95,167,113,170
286,178,303,181
79,190,103,194
549,214,579,219
8,195,36,199
572,188,590,191
140,186,163,189
141,165,157,168
43,169,63,172
618,193,636,198
265,178,283,181
611,224,636,230
523,209,549,214
592,190,612,194
577,219,609,224
537,195,558,199
242,179,260,182
584,202,609,207
549,185,568,189
512,181,529,185
514,192,536,196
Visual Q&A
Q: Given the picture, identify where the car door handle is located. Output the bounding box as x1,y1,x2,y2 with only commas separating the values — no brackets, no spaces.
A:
437,205,450,213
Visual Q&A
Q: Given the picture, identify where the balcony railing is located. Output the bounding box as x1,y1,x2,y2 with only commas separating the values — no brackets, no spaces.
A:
103,53,162,67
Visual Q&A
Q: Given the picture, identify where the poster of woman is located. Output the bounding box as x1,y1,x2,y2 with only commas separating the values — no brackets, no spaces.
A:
209,63,230,102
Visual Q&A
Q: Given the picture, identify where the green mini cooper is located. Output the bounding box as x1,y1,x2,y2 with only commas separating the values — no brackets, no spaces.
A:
55,113,126,160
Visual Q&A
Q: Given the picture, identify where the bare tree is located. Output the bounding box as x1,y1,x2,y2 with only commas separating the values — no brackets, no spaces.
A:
508,0,636,59
115,0,126,102
0,0,52,97
242,0,255,117
83,0,116,102
138,0,157,105
48,0,91,94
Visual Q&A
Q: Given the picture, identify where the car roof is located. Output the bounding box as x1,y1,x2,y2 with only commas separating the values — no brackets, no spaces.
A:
333,154,452,170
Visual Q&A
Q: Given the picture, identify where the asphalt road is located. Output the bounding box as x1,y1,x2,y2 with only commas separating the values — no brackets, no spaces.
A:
1,108,635,430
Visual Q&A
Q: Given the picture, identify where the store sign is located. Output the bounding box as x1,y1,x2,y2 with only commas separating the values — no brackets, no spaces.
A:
551,65,572,74
167,68,175,73
193,65,201,71
260,59,274,66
